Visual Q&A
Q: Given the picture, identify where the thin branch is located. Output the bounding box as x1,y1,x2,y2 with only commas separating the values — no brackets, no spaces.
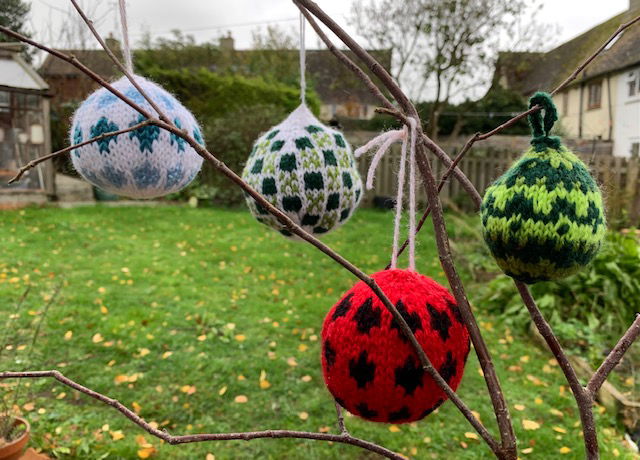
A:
334,401,348,436
69,0,171,124
587,314,640,397
515,282,598,459
0,25,153,120
0,371,402,460
8,121,153,184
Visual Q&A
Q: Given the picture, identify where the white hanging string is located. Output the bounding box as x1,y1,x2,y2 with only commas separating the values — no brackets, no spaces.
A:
355,117,419,270
407,118,418,271
118,0,134,73
299,12,306,105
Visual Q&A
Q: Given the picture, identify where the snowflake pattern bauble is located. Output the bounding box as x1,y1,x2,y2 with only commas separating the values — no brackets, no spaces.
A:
241,104,363,238
69,75,204,199
321,269,470,423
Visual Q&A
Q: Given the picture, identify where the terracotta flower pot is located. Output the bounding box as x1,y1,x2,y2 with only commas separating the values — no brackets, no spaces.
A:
0,417,30,460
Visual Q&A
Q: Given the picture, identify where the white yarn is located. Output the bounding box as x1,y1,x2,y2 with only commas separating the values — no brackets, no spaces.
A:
242,104,363,238
356,118,419,269
118,0,133,73
69,75,204,199
299,12,306,105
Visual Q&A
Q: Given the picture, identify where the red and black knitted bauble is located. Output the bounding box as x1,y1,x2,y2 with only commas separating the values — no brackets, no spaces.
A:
321,269,470,424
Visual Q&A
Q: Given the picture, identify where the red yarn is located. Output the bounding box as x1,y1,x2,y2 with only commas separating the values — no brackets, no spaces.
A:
321,269,470,423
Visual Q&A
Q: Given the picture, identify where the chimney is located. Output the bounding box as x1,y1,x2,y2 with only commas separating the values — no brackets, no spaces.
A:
105,33,121,53
219,31,234,51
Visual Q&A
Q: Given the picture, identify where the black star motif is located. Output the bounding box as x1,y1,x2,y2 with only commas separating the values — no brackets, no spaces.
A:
446,299,464,325
388,406,411,423
395,355,425,396
349,350,376,388
390,300,423,343
439,351,457,383
353,298,381,334
332,293,353,321
324,341,336,369
427,304,452,342
355,402,378,418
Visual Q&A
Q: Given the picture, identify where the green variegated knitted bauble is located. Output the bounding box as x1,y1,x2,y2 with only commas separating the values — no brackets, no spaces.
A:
481,92,606,284
242,104,363,238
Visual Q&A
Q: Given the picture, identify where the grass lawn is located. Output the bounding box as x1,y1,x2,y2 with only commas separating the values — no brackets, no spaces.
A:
0,206,633,459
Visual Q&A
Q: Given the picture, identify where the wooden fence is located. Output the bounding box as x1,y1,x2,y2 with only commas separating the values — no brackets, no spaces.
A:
348,132,640,225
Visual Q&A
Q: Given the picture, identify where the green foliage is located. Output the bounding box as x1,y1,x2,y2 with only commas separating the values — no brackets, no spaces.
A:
0,0,30,40
416,86,529,137
479,231,640,359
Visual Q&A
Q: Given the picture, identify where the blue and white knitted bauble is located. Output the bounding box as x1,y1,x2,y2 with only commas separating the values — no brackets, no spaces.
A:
242,104,363,238
69,75,204,199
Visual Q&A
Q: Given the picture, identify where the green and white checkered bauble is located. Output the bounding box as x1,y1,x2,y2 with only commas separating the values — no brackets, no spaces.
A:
242,104,363,238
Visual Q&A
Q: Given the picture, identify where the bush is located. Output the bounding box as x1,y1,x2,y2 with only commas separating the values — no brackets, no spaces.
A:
479,231,640,360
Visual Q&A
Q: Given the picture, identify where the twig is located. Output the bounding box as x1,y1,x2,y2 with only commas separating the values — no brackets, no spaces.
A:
0,371,402,460
69,0,171,124
587,314,640,397
515,282,598,459
0,26,152,120
8,121,153,184
334,401,348,436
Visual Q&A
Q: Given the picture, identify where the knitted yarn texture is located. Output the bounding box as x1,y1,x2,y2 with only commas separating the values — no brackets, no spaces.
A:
242,104,363,237
481,146,606,283
321,269,470,423
70,75,204,199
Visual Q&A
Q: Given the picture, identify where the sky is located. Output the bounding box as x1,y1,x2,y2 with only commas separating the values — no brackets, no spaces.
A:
27,0,631,51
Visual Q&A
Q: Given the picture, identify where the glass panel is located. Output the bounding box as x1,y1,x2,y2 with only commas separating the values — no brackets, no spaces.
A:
0,91,9,113
26,94,40,109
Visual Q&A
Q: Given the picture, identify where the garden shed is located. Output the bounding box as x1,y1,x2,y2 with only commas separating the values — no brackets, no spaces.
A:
0,42,53,207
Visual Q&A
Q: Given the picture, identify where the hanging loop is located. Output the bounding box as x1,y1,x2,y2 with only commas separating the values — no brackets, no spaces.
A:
528,91,561,152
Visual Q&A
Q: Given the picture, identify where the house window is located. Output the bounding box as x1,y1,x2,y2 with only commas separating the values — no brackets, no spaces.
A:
587,81,602,110
628,70,640,97
0,91,9,113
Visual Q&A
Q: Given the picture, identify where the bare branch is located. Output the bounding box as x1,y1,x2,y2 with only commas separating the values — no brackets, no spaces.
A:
334,401,348,436
587,314,640,397
8,121,153,184
68,0,171,124
514,282,598,458
0,371,402,460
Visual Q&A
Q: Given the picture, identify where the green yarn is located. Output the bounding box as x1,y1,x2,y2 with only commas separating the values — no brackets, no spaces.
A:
481,146,606,283
528,92,561,152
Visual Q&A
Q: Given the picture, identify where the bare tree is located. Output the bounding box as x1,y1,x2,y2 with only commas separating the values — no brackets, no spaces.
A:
348,0,554,137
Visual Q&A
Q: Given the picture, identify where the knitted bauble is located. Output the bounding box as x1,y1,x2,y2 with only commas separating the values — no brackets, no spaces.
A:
321,269,470,424
481,93,606,284
241,104,363,237
69,75,204,199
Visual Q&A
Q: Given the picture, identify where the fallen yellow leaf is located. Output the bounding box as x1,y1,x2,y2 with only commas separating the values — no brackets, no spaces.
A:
464,432,479,440
132,401,142,414
559,446,571,454
235,334,246,342
137,447,156,458
553,426,567,434
64,331,73,341
92,333,104,344
260,380,271,389
180,385,196,395
514,404,525,411
218,386,227,396
206,454,215,460
522,419,541,430
234,395,248,403
299,412,309,420
110,430,125,441
389,425,401,433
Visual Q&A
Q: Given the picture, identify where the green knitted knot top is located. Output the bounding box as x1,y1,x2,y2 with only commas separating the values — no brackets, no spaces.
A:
480,93,606,284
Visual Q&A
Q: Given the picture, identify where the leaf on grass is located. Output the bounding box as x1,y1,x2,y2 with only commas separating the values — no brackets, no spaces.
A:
464,432,479,440
137,447,156,458
234,395,248,403
162,351,172,359
132,402,142,414
110,430,125,441
298,344,308,352
218,386,227,396
180,385,196,395
235,334,246,342
206,454,215,460
299,412,309,421
522,420,541,430
22,402,35,412
514,404,525,411
559,447,571,454
287,357,298,367
522,447,533,454
388,425,401,433
552,426,567,434
92,333,104,344
301,375,312,383
64,331,73,341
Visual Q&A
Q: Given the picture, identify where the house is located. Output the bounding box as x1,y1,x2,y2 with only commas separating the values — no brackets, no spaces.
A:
40,34,391,123
0,43,53,206
491,0,640,157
